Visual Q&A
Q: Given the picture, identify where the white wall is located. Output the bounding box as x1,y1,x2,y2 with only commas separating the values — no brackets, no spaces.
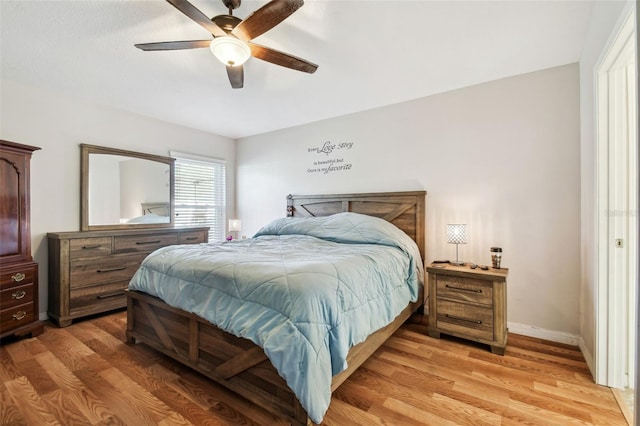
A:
88,154,122,225
578,0,630,370
0,79,236,319
237,64,581,338
120,158,170,221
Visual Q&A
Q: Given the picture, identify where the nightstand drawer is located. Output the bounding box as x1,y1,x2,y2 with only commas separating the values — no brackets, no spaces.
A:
437,275,493,305
436,300,494,341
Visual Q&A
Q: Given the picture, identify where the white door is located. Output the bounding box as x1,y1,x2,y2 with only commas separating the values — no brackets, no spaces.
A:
596,5,637,399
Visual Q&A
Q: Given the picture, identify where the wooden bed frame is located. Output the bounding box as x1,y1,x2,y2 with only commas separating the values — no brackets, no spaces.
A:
126,190,426,425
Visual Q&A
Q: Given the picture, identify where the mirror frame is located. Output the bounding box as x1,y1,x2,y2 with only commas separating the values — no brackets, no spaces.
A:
80,144,175,231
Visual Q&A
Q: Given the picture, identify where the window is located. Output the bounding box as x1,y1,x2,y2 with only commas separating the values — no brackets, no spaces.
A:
171,151,226,241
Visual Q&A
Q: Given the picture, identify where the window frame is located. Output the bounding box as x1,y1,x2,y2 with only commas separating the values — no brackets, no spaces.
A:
170,151,227,241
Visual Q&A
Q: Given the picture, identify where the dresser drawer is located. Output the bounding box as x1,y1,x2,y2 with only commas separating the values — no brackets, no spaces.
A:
0,264,37,290
436,275,493,305
436,299,494,341
70,254,146,289
70,281,128,312
114,234,178,253
0,302,35,332
0,283,34,310
179,230,207,244
70,237,112,259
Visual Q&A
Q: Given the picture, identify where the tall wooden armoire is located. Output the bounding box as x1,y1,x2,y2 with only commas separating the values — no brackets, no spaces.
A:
0,140,44,339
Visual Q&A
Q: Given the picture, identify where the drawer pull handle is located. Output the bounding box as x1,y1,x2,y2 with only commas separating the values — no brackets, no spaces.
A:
445,314,482,325
185,237,198,241
445,284,482,293
136,240,161,245
82,244,102,249
97,266,127,273
97,291,125,299
11,290,27,300
11,273,26,283
12,311,27,321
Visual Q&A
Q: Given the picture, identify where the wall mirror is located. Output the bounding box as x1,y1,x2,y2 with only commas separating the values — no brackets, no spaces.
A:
80,144,175,231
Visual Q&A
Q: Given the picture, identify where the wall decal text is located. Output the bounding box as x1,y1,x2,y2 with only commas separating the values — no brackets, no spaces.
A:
306,141,355,175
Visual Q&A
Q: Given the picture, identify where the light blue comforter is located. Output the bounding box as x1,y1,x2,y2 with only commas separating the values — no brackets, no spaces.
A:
128,212,423,423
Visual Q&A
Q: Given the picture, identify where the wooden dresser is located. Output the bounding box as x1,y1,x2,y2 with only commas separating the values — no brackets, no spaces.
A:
427,263,508,354
48,226,208,327
0,140,44,339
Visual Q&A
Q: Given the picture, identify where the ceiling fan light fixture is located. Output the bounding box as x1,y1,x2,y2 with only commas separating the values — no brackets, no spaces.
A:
210,36,250,67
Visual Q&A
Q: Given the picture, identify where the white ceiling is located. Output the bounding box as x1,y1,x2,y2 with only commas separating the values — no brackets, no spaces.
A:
1,0,595,139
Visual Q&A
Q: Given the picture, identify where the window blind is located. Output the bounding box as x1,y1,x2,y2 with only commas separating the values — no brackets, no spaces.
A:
171,152,226,242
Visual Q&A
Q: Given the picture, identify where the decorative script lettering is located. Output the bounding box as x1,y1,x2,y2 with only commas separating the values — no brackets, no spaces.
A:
306,141,355,174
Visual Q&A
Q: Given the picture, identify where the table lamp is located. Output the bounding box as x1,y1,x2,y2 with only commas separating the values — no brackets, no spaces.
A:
447,224,467,266
228,219,241,240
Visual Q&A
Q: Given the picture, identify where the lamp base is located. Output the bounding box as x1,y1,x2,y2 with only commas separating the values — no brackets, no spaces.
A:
450,243,465,267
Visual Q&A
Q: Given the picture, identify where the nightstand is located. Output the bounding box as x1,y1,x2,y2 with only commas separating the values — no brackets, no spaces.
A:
427,263,508,355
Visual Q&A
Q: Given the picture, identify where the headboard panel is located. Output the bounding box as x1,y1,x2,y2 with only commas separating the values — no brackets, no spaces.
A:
287,191,426,261
141,202,170,217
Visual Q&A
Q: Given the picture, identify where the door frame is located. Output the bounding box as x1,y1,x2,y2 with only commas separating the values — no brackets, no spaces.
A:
595,4,637,389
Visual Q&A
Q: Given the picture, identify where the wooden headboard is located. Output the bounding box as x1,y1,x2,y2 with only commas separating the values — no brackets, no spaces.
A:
287,191,426,261
141,202,170,217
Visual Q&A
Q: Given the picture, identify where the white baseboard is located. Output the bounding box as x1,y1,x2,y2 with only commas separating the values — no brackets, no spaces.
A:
507,321,579,346
509,323,596,381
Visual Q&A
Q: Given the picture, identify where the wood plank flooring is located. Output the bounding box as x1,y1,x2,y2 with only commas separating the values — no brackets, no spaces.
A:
0,310,628,425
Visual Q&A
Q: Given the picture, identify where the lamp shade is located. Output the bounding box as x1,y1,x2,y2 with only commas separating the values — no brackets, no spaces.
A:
447,224,467,244
210,36,251,67
229,219,242,232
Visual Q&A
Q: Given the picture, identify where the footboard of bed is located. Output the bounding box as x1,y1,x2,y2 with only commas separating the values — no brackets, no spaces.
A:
126,290,310,425
126,289,423,425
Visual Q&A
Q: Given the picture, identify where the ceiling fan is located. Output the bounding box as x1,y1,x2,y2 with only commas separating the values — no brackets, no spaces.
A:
135,0,318,89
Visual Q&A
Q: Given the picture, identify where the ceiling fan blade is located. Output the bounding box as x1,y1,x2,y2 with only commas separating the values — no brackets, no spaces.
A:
227,65,244,89
166,0,227,37
249,42,318,74
135,40,211,51
231,0,303,41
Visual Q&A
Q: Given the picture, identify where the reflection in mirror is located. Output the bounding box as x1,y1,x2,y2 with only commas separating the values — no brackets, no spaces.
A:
81,144,175,231
88,154,170,225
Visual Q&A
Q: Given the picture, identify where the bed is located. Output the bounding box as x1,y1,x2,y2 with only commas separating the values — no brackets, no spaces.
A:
126,202,171,224
126,191,426,425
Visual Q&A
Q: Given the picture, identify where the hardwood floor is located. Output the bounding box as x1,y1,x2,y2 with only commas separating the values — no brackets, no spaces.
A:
0,310,628,425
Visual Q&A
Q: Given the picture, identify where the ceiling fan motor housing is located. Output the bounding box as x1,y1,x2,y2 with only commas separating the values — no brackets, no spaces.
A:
212,15,242,34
